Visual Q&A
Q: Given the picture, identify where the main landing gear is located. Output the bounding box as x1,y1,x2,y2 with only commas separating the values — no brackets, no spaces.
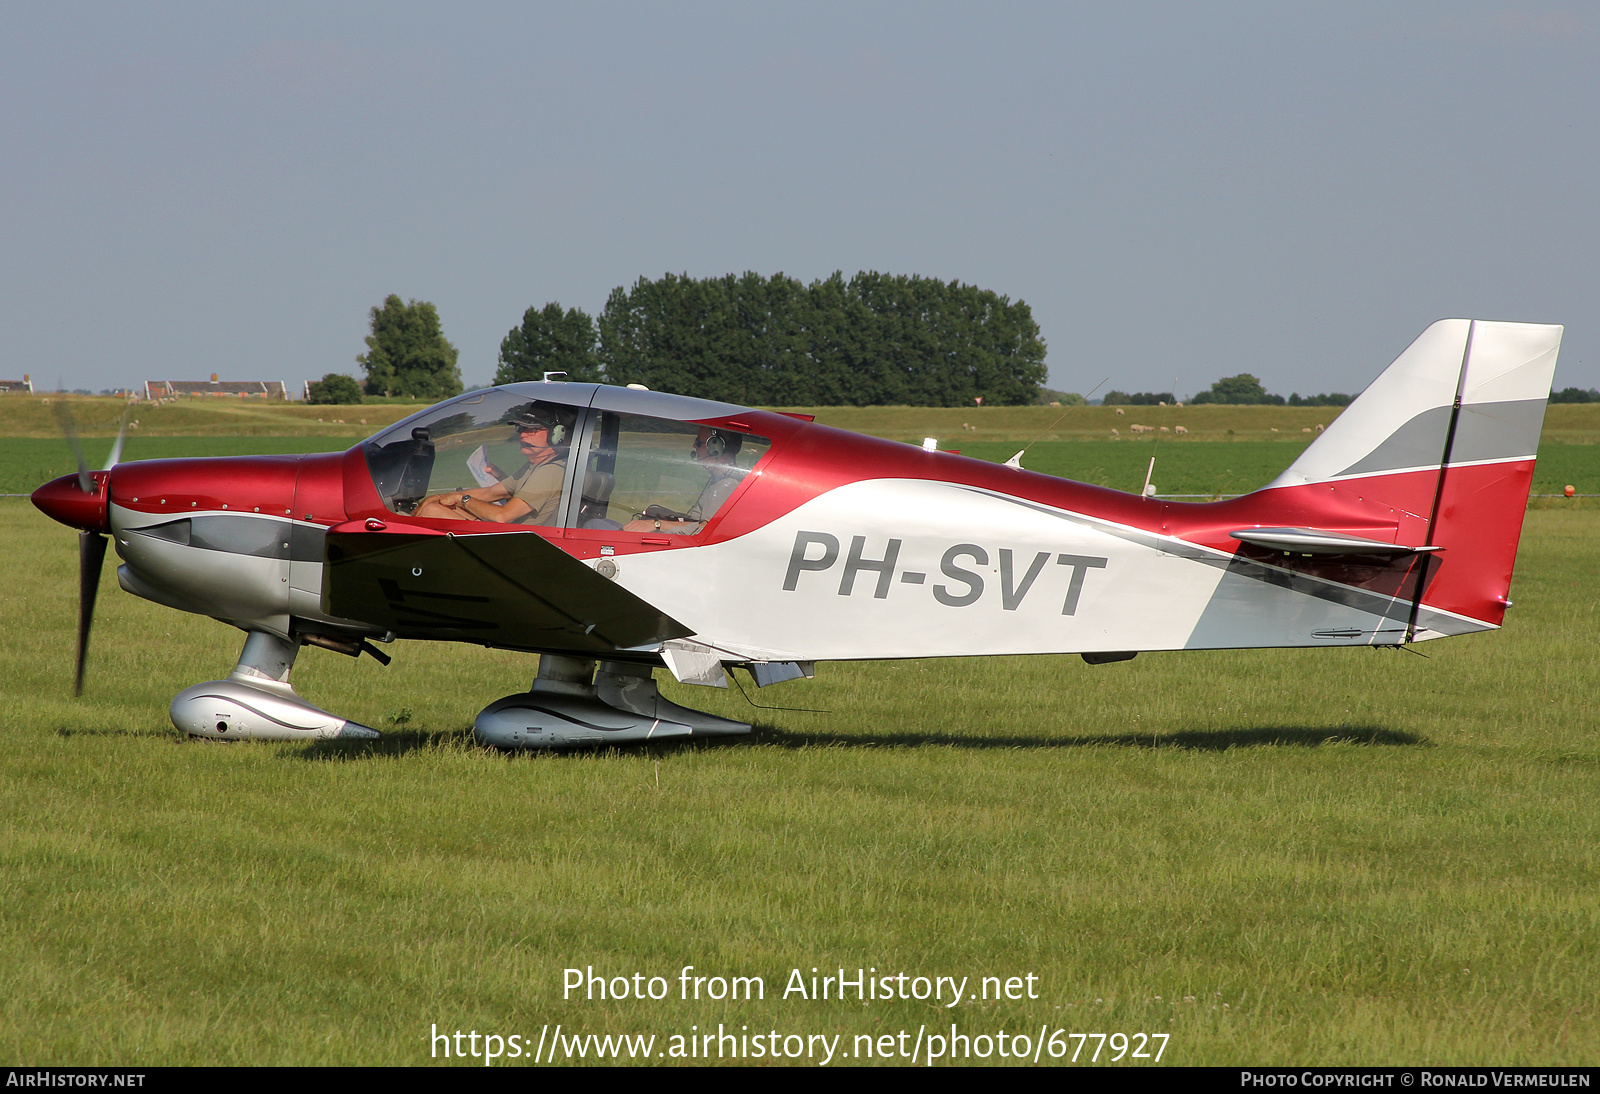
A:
474,655,751,749
169,631,380,741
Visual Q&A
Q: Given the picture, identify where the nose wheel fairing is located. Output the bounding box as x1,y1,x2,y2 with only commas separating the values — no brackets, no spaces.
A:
171,678,380,741
474,656,751,750
171,631,379,741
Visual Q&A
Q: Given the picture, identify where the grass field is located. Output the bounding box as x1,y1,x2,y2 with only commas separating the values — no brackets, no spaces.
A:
2,405,1598,1066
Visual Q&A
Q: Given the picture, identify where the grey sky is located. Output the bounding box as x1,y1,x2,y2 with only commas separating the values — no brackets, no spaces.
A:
2,2,1595,400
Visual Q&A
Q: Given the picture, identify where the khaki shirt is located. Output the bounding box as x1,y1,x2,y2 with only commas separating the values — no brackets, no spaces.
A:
503,459,566,525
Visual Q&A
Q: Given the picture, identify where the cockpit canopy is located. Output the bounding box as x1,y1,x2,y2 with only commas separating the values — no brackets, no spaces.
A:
361,384,770,533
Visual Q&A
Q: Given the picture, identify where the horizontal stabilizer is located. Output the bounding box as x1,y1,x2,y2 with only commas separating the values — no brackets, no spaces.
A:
1229,528,1441,556
323,524,692,653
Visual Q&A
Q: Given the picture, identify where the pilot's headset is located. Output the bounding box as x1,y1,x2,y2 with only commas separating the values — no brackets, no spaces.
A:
514,409,569,448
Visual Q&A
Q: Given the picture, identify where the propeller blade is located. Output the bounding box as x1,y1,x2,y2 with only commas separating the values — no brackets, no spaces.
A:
76,530,108,696
103,404,132,471
50,402,92,494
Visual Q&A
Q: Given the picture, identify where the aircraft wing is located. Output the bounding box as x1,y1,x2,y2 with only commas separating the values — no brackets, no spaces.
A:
322,523,693,654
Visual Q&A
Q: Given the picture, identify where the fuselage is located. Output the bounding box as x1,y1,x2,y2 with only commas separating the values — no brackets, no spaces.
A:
33,379,1522,666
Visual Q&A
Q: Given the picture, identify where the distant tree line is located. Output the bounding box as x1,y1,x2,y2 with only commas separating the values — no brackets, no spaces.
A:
1286,392,1353,406
312,288,1451,411
1552,386,1600,403
1100,376,1600,409
1102,390,1175,406
495,272,1048,406
1094,376,1352,407
309,279,1043,407
1189,374,1283,405
1181,374,1350,407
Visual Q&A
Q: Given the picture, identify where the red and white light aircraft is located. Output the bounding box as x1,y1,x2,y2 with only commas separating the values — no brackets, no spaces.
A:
33,319,1561,747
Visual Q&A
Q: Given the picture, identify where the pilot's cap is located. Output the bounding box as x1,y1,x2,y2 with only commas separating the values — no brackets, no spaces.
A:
510,412,554,431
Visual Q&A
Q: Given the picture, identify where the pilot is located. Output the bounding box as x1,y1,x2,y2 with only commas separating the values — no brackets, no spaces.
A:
414,408,570,525
624,427,747,535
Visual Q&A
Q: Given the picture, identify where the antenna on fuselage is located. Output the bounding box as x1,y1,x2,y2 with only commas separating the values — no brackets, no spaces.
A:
1005,376,1110,471
1138,373,1180,499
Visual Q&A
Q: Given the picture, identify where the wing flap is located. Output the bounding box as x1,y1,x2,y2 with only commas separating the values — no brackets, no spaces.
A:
323,525,692,653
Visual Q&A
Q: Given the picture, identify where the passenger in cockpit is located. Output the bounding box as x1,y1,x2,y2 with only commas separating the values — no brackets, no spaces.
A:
624,427,746,535
415,409,569,524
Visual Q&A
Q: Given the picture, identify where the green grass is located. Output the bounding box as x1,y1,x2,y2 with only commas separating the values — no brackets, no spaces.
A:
2,495,1597,1065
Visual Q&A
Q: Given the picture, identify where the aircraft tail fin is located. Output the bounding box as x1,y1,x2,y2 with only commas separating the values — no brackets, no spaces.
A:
1260,319,1562,632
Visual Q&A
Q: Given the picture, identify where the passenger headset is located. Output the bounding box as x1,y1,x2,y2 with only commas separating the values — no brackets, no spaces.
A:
699,428,727,459
635,429,740,525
